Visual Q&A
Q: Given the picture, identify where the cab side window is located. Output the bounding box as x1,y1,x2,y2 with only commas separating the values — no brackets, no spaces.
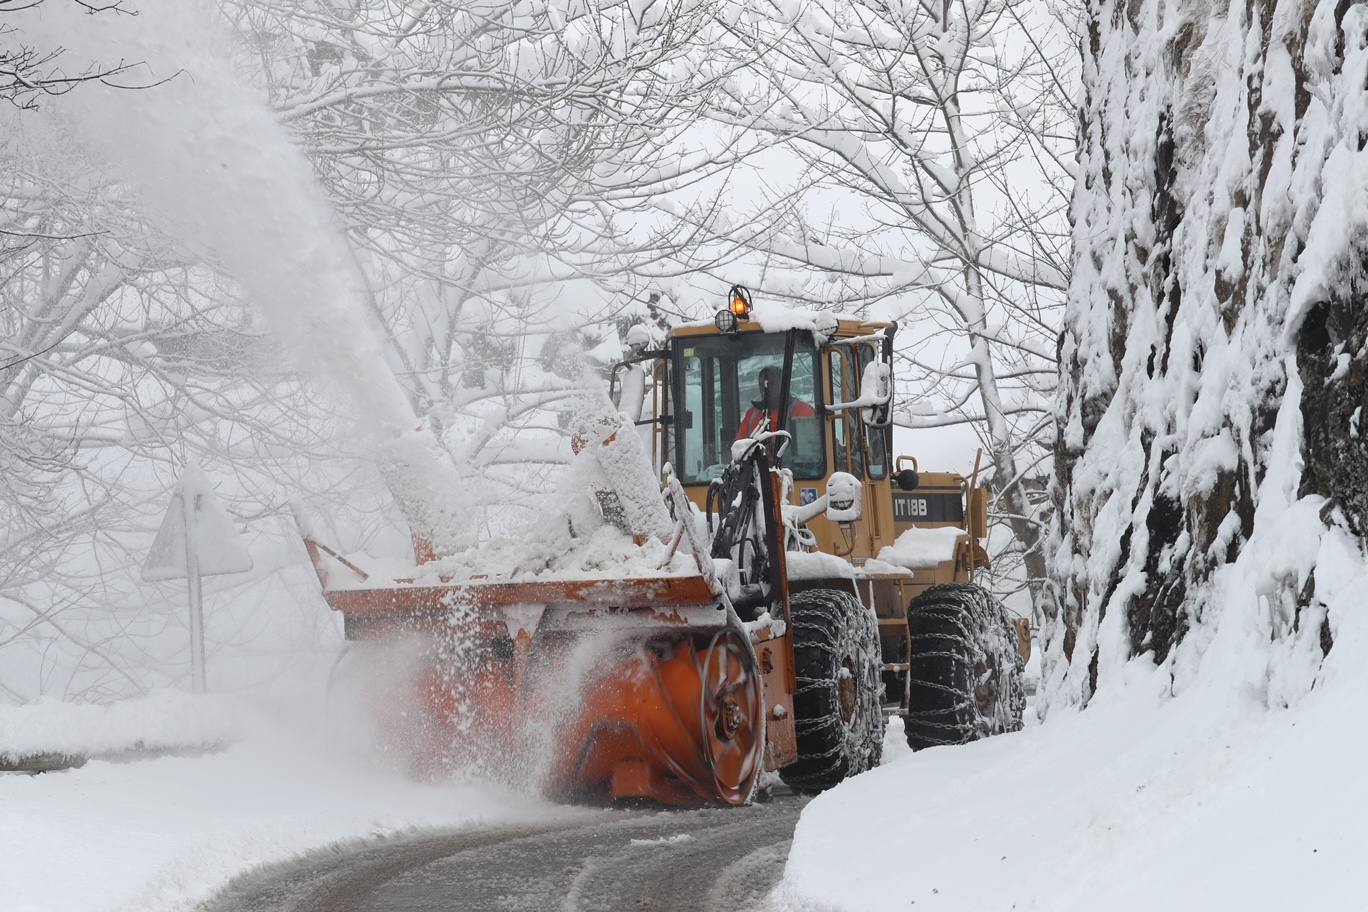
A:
828,349,865,478
679,349,726,478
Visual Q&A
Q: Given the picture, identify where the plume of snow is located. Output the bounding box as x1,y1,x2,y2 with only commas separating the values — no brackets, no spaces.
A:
12,0,473,553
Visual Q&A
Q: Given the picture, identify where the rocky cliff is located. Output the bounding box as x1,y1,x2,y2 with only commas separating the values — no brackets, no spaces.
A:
1045,0,1368,711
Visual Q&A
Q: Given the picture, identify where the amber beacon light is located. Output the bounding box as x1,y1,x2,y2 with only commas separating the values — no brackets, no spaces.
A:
729,285,753,319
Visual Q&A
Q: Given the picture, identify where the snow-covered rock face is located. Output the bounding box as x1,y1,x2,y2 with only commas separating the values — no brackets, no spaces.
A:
1046,0,1368,713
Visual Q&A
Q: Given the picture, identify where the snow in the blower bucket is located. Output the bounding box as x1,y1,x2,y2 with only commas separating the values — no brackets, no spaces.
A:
335,392,692,587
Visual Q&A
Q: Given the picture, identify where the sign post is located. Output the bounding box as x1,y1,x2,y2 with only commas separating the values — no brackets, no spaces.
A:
142,463,253,692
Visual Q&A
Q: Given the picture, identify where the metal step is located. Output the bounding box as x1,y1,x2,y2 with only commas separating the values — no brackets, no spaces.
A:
882,662,910,673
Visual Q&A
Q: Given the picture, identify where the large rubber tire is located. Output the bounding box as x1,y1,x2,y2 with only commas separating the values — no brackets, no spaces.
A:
904,583,1025,751
778,588,885,794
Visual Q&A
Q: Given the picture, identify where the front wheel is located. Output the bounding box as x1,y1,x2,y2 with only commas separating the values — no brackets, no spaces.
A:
903,584,1025,751
778,588,885,794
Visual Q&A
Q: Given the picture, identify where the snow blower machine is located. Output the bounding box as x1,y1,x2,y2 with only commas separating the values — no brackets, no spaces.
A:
299,286,1027,806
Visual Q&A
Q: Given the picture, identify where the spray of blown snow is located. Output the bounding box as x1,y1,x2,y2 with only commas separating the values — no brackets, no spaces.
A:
9,2,682,799
13,0,471,554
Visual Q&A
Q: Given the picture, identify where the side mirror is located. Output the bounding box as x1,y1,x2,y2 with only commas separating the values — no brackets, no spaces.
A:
826,357,894,426
825,472,862,523
894,468,919,491
858,360,893,427
607,346,668,401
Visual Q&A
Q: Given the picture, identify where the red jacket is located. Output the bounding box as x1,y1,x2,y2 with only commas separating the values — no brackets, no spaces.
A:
737,400,815,439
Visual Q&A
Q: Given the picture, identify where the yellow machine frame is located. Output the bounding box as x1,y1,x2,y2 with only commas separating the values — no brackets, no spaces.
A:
635,312,1024,711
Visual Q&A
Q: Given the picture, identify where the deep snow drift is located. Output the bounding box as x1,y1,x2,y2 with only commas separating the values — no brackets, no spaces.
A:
776,651,1368,911
0,692,572,912
773,519,1368,910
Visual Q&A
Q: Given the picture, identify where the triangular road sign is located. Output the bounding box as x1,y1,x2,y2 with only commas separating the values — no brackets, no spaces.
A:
141,463,254,582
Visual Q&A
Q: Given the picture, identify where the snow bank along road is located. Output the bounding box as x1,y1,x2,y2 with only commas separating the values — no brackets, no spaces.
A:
202,792,801,912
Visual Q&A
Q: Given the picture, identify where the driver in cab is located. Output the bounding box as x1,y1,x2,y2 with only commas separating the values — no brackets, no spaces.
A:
737,366,815,439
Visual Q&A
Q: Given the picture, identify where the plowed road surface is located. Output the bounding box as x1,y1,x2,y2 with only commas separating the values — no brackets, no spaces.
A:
203,793,802,912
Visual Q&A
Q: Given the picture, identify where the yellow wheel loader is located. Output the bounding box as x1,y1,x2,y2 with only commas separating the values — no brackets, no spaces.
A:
300,286,1028,805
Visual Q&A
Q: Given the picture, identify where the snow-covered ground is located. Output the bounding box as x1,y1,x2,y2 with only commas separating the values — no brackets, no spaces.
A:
0,692,570,912
772,540,1368,911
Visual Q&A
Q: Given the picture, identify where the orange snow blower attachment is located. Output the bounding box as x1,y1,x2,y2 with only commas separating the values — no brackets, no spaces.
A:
305,560,770,804
299,423,794,807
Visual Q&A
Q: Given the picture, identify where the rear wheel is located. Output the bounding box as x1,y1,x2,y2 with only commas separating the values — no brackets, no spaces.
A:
903,583,1025,751
779,589,884,794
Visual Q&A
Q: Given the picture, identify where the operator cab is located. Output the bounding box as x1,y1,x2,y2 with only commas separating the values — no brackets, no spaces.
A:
635,286,899,562
672,331,825,483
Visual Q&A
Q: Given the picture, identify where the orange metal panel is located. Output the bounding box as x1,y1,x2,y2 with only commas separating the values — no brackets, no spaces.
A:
321,575,718,622
610,758,699,806
757,636,798,770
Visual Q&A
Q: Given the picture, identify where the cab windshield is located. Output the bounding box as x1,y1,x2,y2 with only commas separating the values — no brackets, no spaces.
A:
673,332,824,483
